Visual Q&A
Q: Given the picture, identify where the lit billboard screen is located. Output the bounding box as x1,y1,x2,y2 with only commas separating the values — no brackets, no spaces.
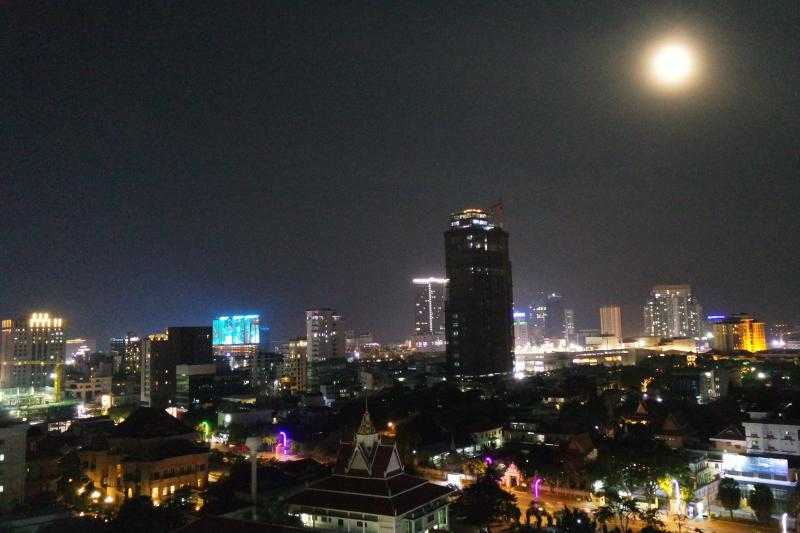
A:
722,453,788,477
213,315,260,346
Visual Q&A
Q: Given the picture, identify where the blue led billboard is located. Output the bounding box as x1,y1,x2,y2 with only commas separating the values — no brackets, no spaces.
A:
213,315,260,346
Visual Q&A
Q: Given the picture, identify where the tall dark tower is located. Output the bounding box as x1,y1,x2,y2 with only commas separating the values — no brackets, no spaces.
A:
444,208,513,377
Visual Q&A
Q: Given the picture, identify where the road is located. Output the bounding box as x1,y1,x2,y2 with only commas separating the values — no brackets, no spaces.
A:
511,491,780,533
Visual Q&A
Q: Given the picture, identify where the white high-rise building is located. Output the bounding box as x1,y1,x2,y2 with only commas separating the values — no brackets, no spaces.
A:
600,305,622,339
306,309,346,363
412,278,448,353
413,278,447,335
643,285,702,338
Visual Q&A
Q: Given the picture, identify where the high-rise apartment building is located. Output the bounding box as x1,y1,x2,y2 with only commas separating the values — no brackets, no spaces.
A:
306,309,346,391
643,285,702,338
600,305,623,339
713,314,767,353
444,208,513,377
543,293,566,340
140,327,212,407
279,337,308,393
0,313,66,399
306,309,346,362
412,277,448,353
110,332,142,376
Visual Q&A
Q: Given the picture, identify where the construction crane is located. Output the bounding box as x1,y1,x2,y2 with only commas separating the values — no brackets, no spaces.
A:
4,360,66,402
487,188,554,227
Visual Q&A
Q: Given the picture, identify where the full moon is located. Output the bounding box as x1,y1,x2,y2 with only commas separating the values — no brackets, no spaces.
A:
649,41,696,88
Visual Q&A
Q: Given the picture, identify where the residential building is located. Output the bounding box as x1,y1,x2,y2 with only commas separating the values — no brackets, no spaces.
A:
713,313,767,353
287,408,452,532
643,285,702,338
306,309,346,391
444,208,513,378
0,418,27,509
77,407,209,505
742,419,800,456
709,425,746,453
280,337,308,393
600,305,622,339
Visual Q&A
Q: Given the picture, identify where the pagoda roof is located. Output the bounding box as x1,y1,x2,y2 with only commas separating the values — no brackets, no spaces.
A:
286,476,452,516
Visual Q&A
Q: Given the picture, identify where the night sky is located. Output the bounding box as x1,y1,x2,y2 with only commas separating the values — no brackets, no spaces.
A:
3,2,799,344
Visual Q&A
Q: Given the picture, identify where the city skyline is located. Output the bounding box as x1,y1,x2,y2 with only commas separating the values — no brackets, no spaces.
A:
3,2,798,344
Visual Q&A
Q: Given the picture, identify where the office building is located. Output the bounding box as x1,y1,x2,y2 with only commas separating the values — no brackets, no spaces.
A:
110,333,142,376
600,305,622,339
544,293,566,340
713,313,767,353
444,208,513,377
175,363,216,408
0,418,27,509
513,311,530,349
412,278,448,353
141,327,212,408
564,308,576,344
212,315,270,369
669,368,729,404
413,277,447,335
0,313,66,402
643,285,702,338
287,408,452,531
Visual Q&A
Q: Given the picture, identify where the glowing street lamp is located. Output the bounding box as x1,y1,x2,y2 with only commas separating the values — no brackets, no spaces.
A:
644,37,700,92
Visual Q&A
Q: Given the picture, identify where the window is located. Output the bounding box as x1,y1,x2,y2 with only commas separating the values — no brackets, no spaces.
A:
0,454,4,461
151,487,159,499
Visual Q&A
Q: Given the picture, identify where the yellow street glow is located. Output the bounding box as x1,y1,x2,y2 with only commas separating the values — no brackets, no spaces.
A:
649,41,696,88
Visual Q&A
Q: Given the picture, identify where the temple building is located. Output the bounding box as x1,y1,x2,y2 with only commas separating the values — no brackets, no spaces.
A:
287,408,452,532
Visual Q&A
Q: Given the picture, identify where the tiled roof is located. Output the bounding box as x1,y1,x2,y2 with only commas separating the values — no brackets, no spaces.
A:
177,516,306,533
711,425,746,441
121,439,208,461
111,407,196,439
287,478,451,516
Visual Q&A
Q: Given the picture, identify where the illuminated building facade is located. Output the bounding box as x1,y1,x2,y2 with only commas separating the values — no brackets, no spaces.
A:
513,311,530,349
413,278,447,335
600,305,622,339
412,278,448,353
280,337,308,393
713,313,767,353
445,208,513,377
643,284,702,338
212,315,270,369
0,313,66,401
110,332,142,376
65,338,96,369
